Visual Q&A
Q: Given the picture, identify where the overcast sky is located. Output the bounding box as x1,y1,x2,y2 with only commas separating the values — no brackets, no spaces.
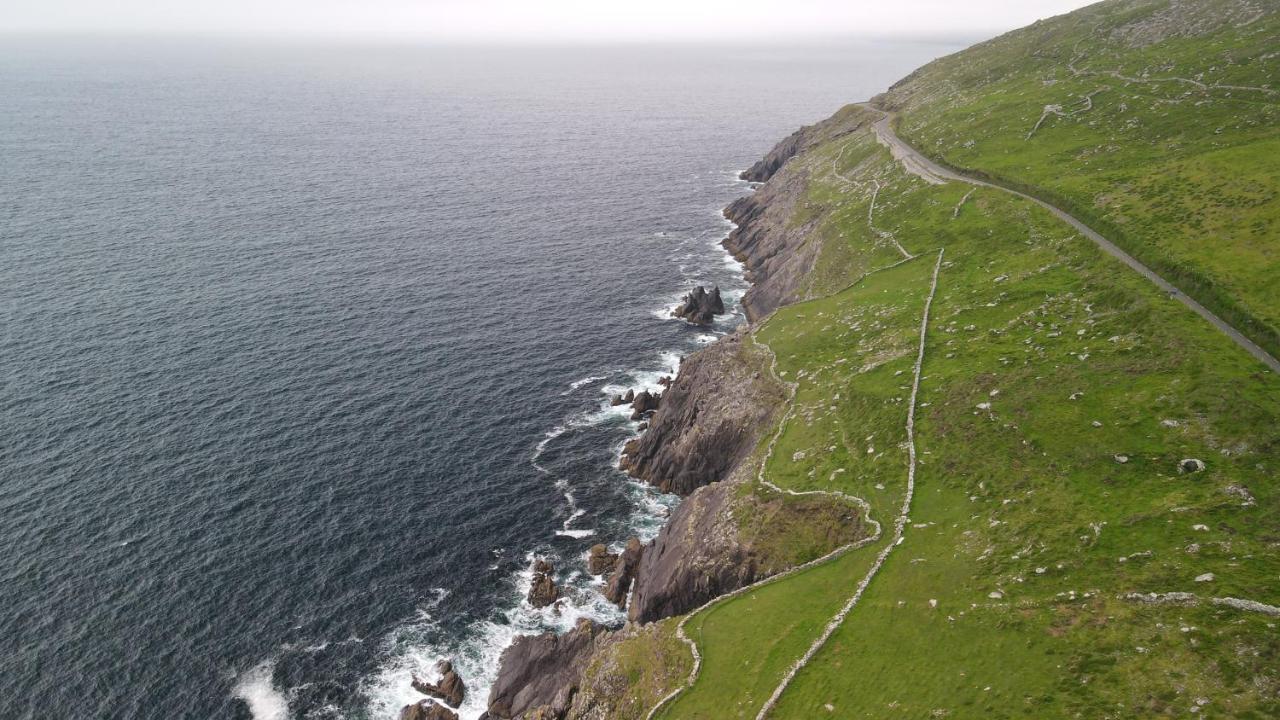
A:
3,0,1098,41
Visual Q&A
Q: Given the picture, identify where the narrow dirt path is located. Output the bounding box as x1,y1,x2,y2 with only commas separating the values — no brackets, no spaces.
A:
866,106,1280,373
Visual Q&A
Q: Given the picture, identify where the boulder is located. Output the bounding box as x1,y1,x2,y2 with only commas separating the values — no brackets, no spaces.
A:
672,286,726,326
411,660,466,708
586,544,618,576
609,394,625,407
623,389,635,403
527,560,561,608
1179,458,1206,474
603,537,644,608
657,375,672,388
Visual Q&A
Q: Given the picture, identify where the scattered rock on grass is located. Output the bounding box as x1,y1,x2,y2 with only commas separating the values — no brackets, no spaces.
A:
1179,458,1206,474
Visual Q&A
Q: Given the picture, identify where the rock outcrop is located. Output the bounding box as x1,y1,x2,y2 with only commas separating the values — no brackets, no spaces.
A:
739,105,866,183
586,544,618,576
412,660,466,709
603,537,644,609
727,105,874,320
619,330,786,495
628,390,661,421
400,701,459,720
627,471,868,624
672,285,725,326
527,560,560,609
481,619,606,719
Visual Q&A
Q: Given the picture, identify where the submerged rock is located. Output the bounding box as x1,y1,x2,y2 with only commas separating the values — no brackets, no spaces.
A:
400,700,458,720
527,559,561,609
672,286,726,326
587,544,618,576
411,660,466,709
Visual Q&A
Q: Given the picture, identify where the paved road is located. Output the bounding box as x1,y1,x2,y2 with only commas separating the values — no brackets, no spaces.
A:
867,108,1280,374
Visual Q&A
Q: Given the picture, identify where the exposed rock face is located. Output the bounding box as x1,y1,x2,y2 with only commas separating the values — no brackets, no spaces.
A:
586,544,618,576
603,537,644,609
619,330,785,495
628,390,661,421
628,479,755,624
482,619,606,719
726,105,873,321
672,285,726,326
628,470,870,624
412,660,466,709
400,701,459,720
739,105,866,183
527,560,560,609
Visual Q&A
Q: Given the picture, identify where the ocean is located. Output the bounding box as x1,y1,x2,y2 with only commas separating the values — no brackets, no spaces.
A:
0,37,964,719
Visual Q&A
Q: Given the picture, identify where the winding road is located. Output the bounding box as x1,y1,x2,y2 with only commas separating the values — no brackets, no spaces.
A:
865,107,1280,374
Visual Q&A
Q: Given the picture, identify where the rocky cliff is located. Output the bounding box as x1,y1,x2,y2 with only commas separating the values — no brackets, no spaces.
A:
628,462,870,624
478,109,856,720
618,328,784,496
726,105,874,321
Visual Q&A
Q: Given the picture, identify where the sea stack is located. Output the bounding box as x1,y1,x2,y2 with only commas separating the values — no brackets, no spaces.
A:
527,559,561,608
672,285,726,326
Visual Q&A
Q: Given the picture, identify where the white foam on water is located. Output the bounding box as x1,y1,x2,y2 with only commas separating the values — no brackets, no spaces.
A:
361,559,627,720
625,481,679,543
562,374,608,394
231,660,289,720
554,528,596,539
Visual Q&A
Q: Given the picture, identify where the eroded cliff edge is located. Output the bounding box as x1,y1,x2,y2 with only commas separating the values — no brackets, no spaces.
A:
476,106,876,720
726,104,871,321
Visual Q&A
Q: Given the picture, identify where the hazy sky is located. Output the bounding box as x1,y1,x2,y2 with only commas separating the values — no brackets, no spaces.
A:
3,0,1098,41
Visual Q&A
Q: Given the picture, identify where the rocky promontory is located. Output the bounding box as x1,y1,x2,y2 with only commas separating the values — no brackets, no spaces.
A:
480,619,606,720
726,104,874,320
619,328,785,496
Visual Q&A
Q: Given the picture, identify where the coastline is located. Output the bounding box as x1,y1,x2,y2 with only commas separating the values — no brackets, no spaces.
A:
426,108,873,720
387,175,761,720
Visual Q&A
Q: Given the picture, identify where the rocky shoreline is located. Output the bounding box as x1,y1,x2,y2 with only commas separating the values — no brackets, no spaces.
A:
398,107,865,720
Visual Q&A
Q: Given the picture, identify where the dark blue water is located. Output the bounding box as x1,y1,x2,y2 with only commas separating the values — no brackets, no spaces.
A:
0,37,964,719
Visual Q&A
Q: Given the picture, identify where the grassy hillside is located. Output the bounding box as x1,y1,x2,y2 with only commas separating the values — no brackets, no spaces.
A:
620,3,1280,717
646,119,1279,717
879,0,1280,357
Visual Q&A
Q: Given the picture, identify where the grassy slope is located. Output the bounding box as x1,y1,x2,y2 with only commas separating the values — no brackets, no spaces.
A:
882,0,1280,356
622,3,1280,717
648,10,1280,710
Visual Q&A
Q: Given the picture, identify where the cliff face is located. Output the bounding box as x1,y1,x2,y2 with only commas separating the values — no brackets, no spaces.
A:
725,105,874,321
618,329,784,496
628,463,870,624
481,619,607,720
